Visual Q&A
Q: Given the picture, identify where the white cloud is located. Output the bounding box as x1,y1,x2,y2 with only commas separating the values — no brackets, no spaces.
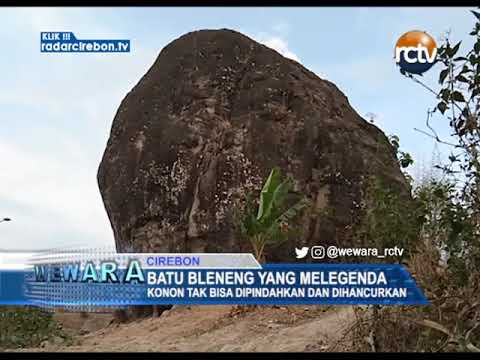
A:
260,36,300,62
241,27,300,63
0,8,160,250
0,139,114,250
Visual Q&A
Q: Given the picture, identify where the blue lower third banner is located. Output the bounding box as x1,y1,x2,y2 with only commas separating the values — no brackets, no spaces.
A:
0,253,429,307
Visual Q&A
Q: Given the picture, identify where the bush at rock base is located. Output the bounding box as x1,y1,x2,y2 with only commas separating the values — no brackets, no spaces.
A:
0,306,68,349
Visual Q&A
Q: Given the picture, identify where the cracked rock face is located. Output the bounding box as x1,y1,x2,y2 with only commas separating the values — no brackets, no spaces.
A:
97,29,409,261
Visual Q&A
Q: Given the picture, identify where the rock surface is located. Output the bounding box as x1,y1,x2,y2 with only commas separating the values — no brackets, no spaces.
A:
97,28,409,260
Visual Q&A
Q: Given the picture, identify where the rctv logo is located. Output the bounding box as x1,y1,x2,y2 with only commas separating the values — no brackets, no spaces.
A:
395,30,437,74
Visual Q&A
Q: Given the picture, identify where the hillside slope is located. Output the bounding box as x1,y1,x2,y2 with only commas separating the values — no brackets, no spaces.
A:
22,305,356,352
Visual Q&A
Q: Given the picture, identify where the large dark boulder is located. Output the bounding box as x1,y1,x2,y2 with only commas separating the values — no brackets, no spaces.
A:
98,29,409,261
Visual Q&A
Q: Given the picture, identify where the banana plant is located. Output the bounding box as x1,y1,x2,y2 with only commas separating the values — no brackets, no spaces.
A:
237,167,310,262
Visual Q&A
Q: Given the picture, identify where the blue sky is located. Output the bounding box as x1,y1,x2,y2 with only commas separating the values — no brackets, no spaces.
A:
0,7,476,250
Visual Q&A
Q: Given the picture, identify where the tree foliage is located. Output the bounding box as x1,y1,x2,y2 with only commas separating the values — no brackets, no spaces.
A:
402,10,480,212
353,9,480,352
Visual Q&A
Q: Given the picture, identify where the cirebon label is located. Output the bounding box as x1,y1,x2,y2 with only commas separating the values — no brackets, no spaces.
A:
395,30,437,74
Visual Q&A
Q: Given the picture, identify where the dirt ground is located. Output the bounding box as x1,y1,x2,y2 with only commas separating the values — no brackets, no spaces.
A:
18,305,356,352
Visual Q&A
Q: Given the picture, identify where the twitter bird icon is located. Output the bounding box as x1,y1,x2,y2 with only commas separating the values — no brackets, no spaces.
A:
295,247,309,259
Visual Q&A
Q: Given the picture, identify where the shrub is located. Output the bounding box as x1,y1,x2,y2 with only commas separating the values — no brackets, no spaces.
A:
0,306,67,349
350,178,480,352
